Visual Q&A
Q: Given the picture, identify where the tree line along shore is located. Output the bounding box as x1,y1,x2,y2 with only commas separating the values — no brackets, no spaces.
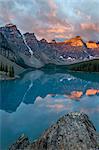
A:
68,59,99,72
0,62,14,78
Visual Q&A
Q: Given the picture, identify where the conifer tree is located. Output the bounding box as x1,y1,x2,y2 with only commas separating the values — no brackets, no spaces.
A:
0,62,4,71
8,66,11,77
11,66,14,77
5,64,8,75
0,62,2,71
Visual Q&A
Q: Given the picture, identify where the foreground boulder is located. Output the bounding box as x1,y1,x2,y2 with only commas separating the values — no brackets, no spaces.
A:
9,112,99,150
9,134,30,150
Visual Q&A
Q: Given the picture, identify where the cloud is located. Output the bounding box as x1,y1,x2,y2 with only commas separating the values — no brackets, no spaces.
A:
75,9,91,20
77,23,99,41
80,23,99,32
0,0,99,41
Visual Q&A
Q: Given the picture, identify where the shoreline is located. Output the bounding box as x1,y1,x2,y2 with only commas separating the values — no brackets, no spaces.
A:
0,72,20,81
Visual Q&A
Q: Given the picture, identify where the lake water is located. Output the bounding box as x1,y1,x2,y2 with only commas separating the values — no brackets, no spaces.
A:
0,70,99,150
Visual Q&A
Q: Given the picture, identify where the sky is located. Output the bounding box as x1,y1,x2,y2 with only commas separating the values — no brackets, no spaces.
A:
0,0,99,41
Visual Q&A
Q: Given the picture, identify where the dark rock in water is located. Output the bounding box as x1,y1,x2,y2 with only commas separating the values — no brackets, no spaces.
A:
9,112,99,150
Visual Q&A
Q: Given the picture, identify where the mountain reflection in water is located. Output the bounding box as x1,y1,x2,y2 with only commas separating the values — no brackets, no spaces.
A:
1,70,99,113
0,70,99,150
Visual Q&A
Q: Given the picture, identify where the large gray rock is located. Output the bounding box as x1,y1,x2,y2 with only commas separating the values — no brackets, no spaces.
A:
9,134,30,150
9,112,99,150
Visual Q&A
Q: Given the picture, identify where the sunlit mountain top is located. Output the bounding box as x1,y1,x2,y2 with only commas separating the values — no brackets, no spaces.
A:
86,41,99,49
64,36,83,47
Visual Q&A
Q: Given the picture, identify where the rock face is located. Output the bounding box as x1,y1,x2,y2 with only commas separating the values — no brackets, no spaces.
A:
9,112,99,150
24,33,91,64
0,32,15,61
86,41,98,49
64,36,84,47
0,24,29,54
9,134,30,150
0,24,43,68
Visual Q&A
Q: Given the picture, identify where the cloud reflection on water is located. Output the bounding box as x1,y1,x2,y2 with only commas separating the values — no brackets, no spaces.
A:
0,90,99,150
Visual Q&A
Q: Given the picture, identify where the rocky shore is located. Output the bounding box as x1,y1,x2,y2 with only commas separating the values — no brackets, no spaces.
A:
9,112,99,150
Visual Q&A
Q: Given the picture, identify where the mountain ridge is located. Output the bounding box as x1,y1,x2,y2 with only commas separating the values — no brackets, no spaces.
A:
0,23,99,71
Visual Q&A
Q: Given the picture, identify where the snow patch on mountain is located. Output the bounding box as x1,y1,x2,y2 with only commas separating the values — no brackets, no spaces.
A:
22,35,33,55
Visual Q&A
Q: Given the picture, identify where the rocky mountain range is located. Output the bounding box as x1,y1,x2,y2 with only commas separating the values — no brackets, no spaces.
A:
0,23,99,72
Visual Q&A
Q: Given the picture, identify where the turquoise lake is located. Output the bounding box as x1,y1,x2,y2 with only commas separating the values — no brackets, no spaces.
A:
0,70,99,150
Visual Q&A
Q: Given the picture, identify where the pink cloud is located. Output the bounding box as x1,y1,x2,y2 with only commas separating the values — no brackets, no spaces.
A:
80,23,99,32
80,107,99,114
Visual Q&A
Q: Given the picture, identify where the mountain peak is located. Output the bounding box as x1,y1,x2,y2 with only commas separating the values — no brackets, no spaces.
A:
24,32,35,36
24,32,38,42
5,23,17,29
51,39,57,44
74,36,82,40
86,41,98,49
40,38,48,43
64,36,84,47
